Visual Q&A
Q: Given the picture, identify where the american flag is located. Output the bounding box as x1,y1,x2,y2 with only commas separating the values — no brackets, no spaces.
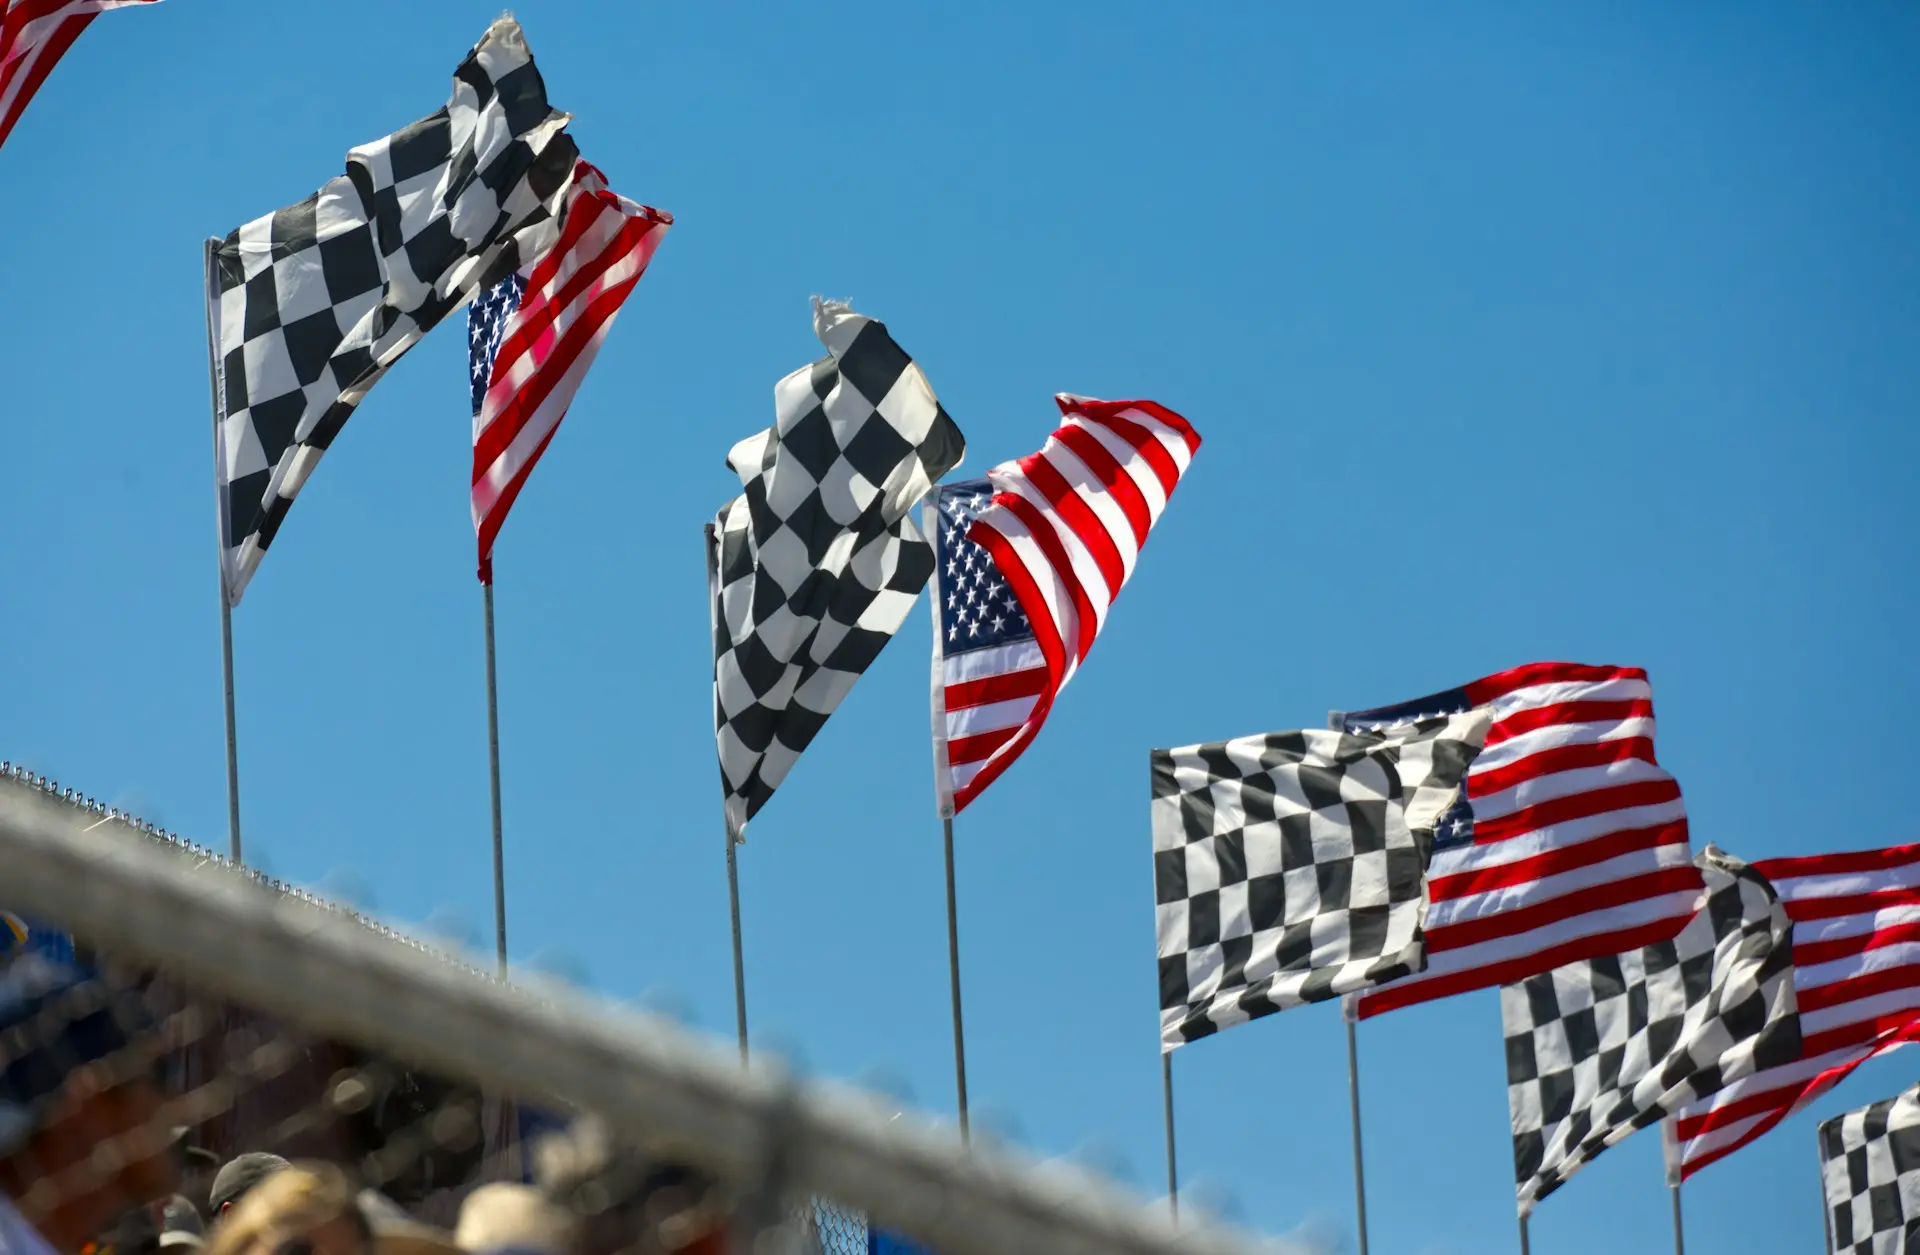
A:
1341,661,1702,1017
1,0,156,152
928,479,1038,812
928,395,1198,815
1670,843,1920,1179
468,159,670,582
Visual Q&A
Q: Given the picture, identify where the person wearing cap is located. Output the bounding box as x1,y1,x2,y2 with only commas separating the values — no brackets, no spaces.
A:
205,1157,288,1223
170,1139,219,1217
156,1196,205,1253
453,1183,579,1255
204,1164,366,1255
82,1204,158,1255
82,1193,204,1255
0,954,179,1253
205,1166,462,1255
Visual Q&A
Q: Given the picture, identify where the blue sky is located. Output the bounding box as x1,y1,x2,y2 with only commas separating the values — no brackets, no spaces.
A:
3,3,1918,1252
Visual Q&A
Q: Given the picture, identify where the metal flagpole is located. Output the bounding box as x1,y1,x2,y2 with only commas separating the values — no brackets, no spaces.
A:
725,828,748,1062
1342,997,1372,1255
217,584,241,862
1513,958,1532,1255
1325,717,1372,1252
925,498,970,1136
1155,737,1177,1219
1819,1128,1836,1253
1161,1050,1178,1219
1661,1118,1686,1255
942,815,970,1141
203,238,242,864
482,580,507,973
706,522,750,1063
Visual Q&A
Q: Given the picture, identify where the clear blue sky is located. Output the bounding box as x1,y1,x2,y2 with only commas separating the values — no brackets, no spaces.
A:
3,3,1917,1252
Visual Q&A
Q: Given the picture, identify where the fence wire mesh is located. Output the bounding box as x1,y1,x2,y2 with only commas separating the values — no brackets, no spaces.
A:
0,767,1314,1255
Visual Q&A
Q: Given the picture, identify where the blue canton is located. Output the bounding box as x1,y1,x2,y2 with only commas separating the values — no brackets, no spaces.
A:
1343,685,1477,850
933,479,1032,656
468,272,528,417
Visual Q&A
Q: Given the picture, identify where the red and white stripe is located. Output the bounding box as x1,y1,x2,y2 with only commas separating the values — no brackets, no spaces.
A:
1,0,157,151
472,159,670,581
1670,845,1920,1179
949,395,1200,813
1357,662,1703,1017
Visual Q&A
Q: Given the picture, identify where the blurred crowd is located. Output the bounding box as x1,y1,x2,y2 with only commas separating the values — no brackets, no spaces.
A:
0,949,740,1255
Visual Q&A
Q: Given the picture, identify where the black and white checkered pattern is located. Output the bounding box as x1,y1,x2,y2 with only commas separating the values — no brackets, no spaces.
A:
209,18,577,605
709,300,965,841
1151,712,1492,1049
1820,1085,1920,1254
1503,846,1800,1214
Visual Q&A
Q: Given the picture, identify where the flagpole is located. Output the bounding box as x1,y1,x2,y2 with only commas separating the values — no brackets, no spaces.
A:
1161,1050,1178,1219
707,522,750,1062
1150,700,1180,1225
479,577,521,1178
482,579,508,973
1819,1131,1835,1253
1661,1119,1685,1255
942,815,970,1141
203,238,242,864
924,498,971,1138
1342,997,1372,1255
217,587,241,862
1327,717,1372,1253
1514,957,1532,1255
725,826,748,1062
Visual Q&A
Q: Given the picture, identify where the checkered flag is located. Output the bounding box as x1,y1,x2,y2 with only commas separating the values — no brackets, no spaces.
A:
709,300,965,840
208,18,577,605
1503,846,1800,1215
1152,711,1492,1049
1820,1084,1920,1253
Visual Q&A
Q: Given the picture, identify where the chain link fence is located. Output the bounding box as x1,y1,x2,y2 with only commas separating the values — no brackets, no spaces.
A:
0,766,1315,1255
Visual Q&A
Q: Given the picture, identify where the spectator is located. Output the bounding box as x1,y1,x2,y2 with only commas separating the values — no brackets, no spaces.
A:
0,954,179,1253
204,1163,365,1255
453,1183,579,1255
157,1196,205,1252
205,1167,462,1255
171,1137,220,1210
206,1156,288,1222
86,1204,159,1255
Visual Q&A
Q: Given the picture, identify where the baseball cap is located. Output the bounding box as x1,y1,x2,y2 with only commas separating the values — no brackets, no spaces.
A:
207,1153,290,1217
156,1197,204,1252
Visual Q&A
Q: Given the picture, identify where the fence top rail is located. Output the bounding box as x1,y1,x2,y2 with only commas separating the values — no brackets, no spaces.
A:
0,764,488,978
0,782,1317,1255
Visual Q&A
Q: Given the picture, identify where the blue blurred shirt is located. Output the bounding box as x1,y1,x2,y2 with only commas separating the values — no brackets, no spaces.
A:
0,1196,59,1255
